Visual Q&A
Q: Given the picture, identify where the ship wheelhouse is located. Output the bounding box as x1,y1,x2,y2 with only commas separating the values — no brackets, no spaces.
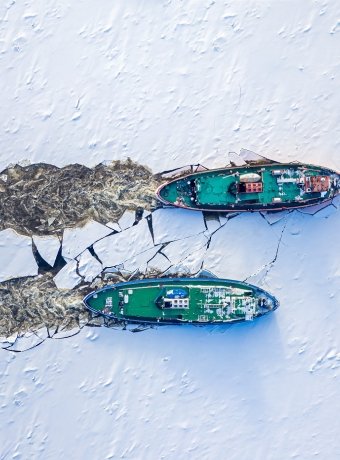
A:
155,287,190,309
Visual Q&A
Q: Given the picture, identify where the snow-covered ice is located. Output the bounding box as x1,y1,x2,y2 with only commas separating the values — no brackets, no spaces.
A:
53,260,82,290
0,229,38,282
105,221,121,232
261,210,289,226
162,233,208,272
203,213,286,280
1,319,340,459
204,215,221,234
152,208,206,245
93,218,154,268
77,249,103,283
61,220,112,260
147,252,172,273
117,210,136,230
33,235,60,267
1,330,48,353
1,0,340,459
2,2,340,173
123,246,161,273
228,151,247,166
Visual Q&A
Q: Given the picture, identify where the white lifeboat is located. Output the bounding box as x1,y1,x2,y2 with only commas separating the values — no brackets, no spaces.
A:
239,173,261,183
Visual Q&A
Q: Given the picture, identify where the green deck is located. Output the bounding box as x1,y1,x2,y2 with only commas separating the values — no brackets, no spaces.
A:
158,163,339,211
84,278,278,324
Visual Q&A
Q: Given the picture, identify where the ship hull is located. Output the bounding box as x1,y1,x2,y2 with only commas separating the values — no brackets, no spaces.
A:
84,277,279,325
156,162,340,212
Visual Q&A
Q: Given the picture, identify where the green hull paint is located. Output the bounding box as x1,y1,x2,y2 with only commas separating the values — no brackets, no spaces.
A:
156,162,340,212
83,277,279,324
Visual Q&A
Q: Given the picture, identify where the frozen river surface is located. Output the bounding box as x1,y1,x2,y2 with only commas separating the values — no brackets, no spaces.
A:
1,1,340,459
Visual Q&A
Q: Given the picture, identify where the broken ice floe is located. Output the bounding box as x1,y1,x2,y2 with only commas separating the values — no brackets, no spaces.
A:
297,200,338,219
50,326,85,340
147,252,171,273
105,221,121,232
261,210,289,225
118,210,137,230
32,234,61,267
158,164,208,178
162,233,208,273
0,332,18,350
77,249,103,282
219,215,230,225
61,220,113,260
123,246,161,273
227,149,276,167
239,148,263,162
203,213,285,280
53,260,82,289
0,229,38,282
151,208,206,245
1,330,48,352
239,148,274,163
204,214,221,234
0,326,89,352
227,151,246,166
93,218,154,268
312,204,338,219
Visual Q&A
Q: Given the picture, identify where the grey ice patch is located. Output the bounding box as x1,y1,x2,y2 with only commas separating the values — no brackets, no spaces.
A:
0,273,88,338
0,160,161,236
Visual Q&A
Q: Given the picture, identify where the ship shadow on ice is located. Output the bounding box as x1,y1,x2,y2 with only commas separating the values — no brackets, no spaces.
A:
211,314,285,423
186,314,284,424
108,310,285,424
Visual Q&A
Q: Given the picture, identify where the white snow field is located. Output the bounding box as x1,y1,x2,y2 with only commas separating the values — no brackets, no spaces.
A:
1,1,340,173
1,1,340,459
